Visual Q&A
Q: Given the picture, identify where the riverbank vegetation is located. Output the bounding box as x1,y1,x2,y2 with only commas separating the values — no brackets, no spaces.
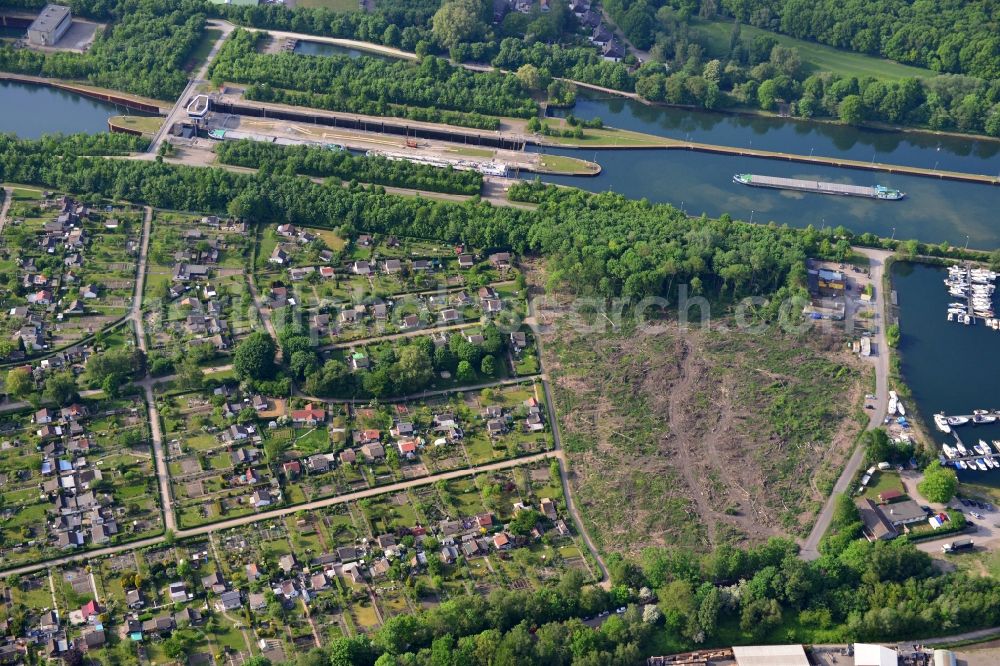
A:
0,134,851,307
215,140,484,195
209,29,537,123
0,0,206,100
629,21,1000,136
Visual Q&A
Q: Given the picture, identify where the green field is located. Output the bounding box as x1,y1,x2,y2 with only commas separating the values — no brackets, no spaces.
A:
185,28,223,72
694,19,935,81
293,0,359,10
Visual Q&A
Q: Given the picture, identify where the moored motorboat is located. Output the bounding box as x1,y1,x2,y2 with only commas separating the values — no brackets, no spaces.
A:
934,413,951,433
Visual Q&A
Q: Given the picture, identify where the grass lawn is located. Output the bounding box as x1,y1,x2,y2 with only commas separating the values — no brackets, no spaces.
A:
293,0,359,10
693,19,935,81
537,154,601,175
185,28,223,72
861,470,906,501
541,125,673,148
108,115,163,136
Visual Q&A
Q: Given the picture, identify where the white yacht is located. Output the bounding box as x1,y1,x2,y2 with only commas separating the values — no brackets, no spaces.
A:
934,414,951,432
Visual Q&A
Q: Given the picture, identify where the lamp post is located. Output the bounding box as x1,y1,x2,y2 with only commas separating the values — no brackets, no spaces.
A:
749,209,755,224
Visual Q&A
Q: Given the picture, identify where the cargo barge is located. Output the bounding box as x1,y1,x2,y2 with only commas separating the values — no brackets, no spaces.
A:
733,173,904,200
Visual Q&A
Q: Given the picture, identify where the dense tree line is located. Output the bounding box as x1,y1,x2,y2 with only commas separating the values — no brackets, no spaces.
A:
0,135,852,307
215,141,483,195
0,0,206,99
607,0,1000,80
628,15,1000,136
251,534,1000,665
208,29,537,120
301,325,506,399
210,0,635,93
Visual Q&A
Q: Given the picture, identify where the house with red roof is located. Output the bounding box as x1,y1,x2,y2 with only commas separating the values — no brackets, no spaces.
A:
291,403,326,425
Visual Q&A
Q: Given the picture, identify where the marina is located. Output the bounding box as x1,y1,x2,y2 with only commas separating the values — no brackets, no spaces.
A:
933,410,1000,471
732,173,905,200
943,264,998,326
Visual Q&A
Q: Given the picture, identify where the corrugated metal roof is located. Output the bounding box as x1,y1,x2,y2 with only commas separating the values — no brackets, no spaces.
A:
732,645,810,666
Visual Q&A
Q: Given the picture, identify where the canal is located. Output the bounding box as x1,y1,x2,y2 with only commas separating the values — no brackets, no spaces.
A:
533,145,1000,249
892,261,1000,483
0,79,139,138
551,89,1000,175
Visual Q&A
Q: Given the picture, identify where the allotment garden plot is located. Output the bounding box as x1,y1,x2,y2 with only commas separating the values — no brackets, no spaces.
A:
0,187,143,361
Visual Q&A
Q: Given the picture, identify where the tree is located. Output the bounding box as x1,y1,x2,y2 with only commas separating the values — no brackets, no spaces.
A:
44,372,78,407
5,368,33,399
515,64,543,90
863,428,893,465
432,0,488,50
918,461,958,503
395,345,433,393
886,324,900,347
177,358,204,390
831,493,860,530
234,331,277,381
480,355,497,377
757,78,779,110
456,360,475,382
838,94,865,125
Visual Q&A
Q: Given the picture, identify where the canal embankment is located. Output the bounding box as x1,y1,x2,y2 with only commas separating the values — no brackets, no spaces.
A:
0,73,169,114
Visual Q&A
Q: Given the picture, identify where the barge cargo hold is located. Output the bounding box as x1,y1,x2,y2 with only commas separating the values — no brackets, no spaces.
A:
733,173,904,200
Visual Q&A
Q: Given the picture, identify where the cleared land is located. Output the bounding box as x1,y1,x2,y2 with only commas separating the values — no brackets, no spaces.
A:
540,303,864,555
694,19,935,81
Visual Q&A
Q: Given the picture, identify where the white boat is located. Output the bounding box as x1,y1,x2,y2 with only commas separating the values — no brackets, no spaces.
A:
959,460,969,470
942,444,957,458
977,459,988,471
993,440,1000,454
974,415,998,425
988,457,998,469
887,397,898,415
974,409,990,415
897,402,906,416
934,414,952,432
957,443,969,456
974,443,985,455
948,416,969,426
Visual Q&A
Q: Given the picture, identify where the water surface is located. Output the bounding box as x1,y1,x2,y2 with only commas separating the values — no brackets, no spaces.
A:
0,79,135,138
534,146,1000,249
892,261,1000,482
293,40,394,61
552,90,1000,175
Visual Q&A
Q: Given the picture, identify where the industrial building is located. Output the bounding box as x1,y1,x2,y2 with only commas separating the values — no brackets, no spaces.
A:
27,4,71,46
731,644,809,666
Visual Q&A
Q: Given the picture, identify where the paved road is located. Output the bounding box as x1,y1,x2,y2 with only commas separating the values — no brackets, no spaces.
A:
526,296,611,588
0,451,559,578
148,22,233,154
129,206,178,532
238,23,417,61
801,247,892,559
